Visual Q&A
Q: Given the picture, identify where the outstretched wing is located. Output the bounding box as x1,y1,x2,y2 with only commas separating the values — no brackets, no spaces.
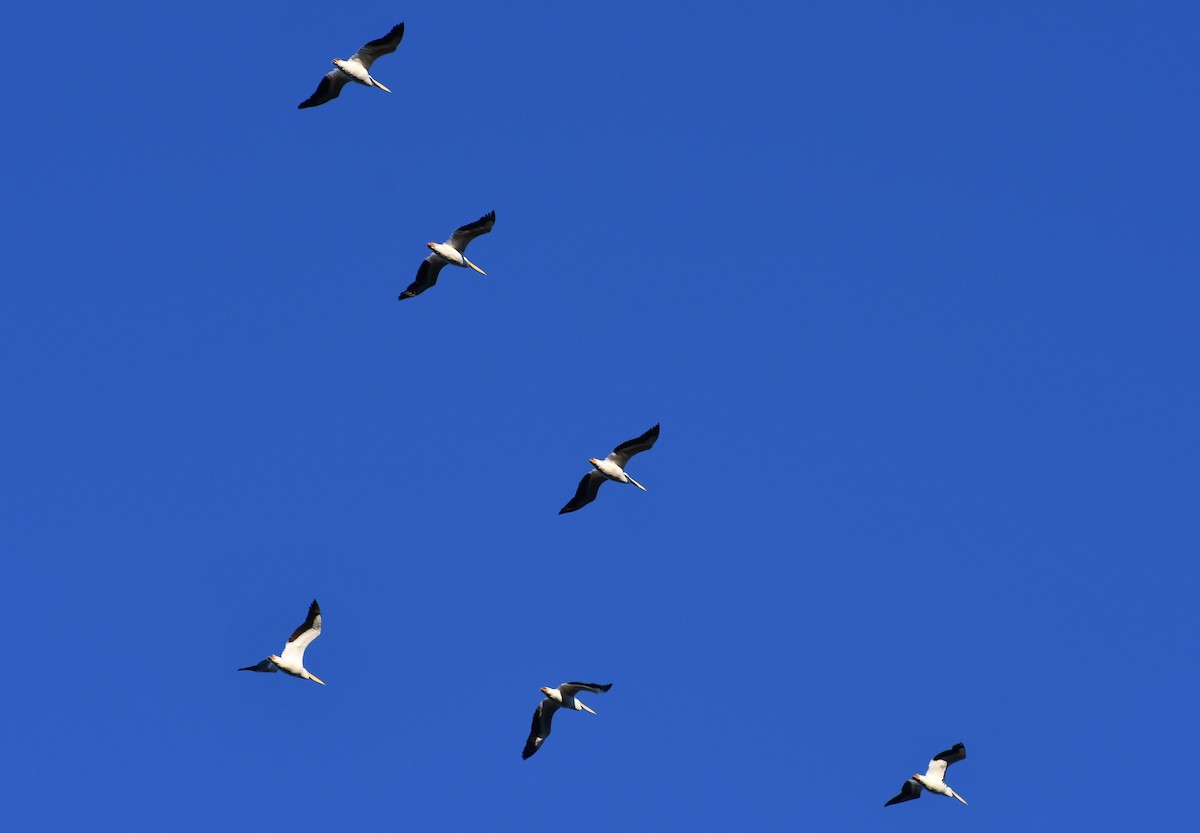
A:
607,423,660,468
351,23,406,71
398,255,447,300
559,470,606,514
934,743,967,766
522,698,560,759
884,779,923,806
447,211,496,254
299,71,350,109
926,742,967,780
279,600,322,665
238,658,278,673
558,682,613,697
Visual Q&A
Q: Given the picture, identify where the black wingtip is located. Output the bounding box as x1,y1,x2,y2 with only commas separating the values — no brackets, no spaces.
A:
935,742,967,762
565,682,612,692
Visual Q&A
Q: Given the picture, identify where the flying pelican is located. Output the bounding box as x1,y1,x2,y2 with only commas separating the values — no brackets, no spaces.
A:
398,211,496,300
298,23,405,109
238,599,326,685
559,424,660,514
885,743,968,806
522,682,612,759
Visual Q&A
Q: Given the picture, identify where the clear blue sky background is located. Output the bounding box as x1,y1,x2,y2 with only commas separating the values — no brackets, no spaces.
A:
2,1,1197,830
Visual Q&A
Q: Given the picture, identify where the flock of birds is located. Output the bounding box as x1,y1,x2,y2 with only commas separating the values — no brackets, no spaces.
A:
238,420,661,759
244,20,972,805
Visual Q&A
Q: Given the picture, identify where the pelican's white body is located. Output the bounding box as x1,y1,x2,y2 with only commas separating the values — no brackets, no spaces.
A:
914,752,967,804
913,774,966,804
542,685,597,714
268,653,307,678
590,457,645,490
427,241,482,273
333,58,376,87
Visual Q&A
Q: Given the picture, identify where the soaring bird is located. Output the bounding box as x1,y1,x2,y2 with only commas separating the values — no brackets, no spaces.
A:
238,599,326,685
298,23,405,109
559,424,660,514
885,743,968,806
522,682,612,759
398,211,496,300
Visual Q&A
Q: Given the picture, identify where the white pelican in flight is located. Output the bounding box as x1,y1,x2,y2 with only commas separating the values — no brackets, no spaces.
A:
298,23,405,109
885,743,968,806
522,682,612,759
238,599,326,685
398,211,496,300
559,424,659,514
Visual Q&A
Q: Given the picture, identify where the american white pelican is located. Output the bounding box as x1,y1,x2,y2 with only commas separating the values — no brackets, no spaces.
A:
238,599,326,685
522,682,612,759
885,743,968,806
559,424,660,514
398,211,496,300
298,23,405,109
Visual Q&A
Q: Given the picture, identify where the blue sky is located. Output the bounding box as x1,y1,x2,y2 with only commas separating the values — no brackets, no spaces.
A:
2,1,1197,829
